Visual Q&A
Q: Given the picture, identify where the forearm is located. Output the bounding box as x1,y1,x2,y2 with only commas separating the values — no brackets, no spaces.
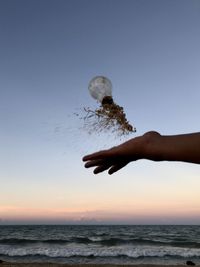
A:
145,132,200,164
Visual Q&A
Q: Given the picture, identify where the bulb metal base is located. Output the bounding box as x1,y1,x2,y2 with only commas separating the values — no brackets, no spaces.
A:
101,96,114,106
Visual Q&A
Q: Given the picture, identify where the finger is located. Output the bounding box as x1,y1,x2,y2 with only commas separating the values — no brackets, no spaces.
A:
84,159,106,168
93,163,111,174
108,162,128,175
82,149,111,161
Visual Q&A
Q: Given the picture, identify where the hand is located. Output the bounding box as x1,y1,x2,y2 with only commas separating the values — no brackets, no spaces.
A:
82,131,161,175
83,131,200,174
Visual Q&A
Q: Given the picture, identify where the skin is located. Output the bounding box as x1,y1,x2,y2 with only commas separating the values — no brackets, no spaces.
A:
82,131,200,175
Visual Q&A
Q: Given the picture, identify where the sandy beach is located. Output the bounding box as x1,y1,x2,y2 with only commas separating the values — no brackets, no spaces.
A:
0,264,198,267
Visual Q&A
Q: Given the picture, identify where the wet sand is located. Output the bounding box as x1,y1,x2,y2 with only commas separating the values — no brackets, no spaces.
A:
0,263,199,267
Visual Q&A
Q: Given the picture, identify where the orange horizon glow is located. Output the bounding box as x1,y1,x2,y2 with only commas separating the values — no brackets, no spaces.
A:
1,204,200,223
1,168,200,224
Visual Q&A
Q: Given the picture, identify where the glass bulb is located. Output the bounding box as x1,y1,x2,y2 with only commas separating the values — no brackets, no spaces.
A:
88,76,112,103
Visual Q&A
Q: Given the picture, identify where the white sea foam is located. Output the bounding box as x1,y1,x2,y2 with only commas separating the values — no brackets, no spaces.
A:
0,244,200,258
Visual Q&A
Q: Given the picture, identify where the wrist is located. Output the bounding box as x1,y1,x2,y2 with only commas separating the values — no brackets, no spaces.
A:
143,131,163,161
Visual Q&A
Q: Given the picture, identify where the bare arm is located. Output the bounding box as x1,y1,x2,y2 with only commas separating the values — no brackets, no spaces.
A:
82,131,200,175
148,132,200,164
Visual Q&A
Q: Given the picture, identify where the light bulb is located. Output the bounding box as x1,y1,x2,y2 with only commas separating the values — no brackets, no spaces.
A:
88,76,112,103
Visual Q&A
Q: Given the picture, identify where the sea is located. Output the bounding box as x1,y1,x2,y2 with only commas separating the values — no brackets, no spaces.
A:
0,225,200,265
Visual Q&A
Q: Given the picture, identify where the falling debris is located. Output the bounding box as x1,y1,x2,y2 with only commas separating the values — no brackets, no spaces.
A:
77,76,136,137
82,97,136,136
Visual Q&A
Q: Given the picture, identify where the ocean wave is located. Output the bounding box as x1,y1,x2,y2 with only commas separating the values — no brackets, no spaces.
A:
0,238,69,245
0,237,200,248
0,245,200,258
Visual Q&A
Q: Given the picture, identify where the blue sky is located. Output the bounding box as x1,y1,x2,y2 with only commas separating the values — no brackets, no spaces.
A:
0,0,200,224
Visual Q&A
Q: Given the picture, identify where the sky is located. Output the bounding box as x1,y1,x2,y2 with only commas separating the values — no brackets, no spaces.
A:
0,0,200,225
